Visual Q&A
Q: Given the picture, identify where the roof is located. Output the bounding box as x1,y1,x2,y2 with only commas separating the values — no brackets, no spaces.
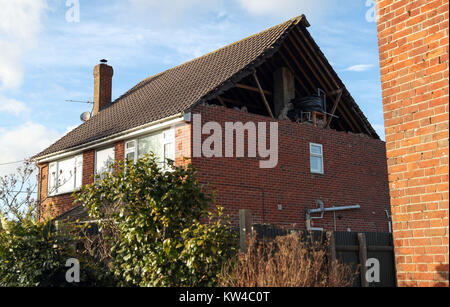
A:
34,16,307,159
34,14,378,160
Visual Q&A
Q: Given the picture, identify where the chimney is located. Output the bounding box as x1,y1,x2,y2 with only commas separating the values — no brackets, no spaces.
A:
93,59,114,116
273,67,295,119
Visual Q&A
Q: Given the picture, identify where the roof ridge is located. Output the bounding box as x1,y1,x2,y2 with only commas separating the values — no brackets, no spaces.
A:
137,15,306,85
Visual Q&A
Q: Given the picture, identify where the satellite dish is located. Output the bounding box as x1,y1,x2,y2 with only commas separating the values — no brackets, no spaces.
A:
80,111,92,122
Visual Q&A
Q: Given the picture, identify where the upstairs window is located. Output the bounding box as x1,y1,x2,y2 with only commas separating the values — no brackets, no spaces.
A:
125,128,175,170
95,147,115,178
310,143,324,174
48,155,83,196
125,140,137,163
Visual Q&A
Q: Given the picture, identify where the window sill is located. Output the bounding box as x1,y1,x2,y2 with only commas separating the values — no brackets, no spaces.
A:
311,172,325,176
48,189,77,197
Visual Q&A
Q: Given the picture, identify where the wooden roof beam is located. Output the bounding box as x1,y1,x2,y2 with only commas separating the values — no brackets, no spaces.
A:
216,96,227,107
235,83,272,96
253,71,275,118
288,27,364,134
295,26,370,135
326,89,343,128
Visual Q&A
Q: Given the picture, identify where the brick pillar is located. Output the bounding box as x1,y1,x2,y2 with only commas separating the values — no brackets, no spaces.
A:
376,0,449,287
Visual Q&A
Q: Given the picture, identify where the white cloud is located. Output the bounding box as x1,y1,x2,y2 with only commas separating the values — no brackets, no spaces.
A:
0,95,30,115
127,0,224,24
0,122,61,175
28,19,235,70
0,42,24,89
235,0,336,19
344,64,375,72
0,0,46,89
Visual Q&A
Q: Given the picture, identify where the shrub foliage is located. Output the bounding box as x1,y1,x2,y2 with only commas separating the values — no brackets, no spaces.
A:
75,155,236,287
0,213,116,287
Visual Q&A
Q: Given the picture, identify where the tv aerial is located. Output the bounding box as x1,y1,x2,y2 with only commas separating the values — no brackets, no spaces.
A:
66,100,94,104
65,100,94,123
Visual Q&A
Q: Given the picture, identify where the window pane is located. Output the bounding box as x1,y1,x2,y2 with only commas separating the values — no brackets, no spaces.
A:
58,157,76,194
311,144,322,155
138,133,163,162
164,142,175,168
48,163,57,195
96,147,115,176
126,141,135,150
163,129,174,142
75,155,83,189
311,156,323,173
126,152,135,162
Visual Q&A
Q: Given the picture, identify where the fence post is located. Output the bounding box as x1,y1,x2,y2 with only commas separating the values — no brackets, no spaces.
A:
239,209,253,252
358,233,368,287
326,231,337,279
327,231,337,263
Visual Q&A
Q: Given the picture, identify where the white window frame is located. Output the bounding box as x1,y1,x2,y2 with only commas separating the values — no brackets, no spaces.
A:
310,143,324,174
125,127,175,170
95,146,116,178
48,155,83,196
162,129,175,170
125,140,137,163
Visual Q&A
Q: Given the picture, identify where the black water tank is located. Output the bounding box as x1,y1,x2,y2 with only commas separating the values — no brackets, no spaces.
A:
296,95,325,113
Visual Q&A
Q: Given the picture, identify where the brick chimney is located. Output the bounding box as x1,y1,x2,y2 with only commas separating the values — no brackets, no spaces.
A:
93,59,114,116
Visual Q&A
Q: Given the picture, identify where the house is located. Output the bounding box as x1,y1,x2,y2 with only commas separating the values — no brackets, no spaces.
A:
33,15,391,232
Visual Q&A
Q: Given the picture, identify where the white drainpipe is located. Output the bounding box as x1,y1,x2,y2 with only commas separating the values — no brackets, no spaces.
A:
306,200,361,231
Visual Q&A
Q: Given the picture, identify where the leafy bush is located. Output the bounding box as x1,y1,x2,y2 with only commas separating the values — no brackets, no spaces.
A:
0,214,117,287
0,215,69,287
75,155,236,287
219,233,356,287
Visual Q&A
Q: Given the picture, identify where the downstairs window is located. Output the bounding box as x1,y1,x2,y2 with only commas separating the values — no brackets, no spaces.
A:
48,155,83,196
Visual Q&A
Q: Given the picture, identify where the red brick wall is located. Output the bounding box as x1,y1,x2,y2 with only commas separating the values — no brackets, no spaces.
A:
376,0,449,287
175,122,192,167
191,104,391,232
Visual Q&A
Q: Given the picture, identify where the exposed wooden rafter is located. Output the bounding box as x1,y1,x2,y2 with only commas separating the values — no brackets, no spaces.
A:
253,70,274,118
203,23,375,138
235,83,272,96
295,26,371,136
216,96,227,107
326,89,343,128
282,28,360,133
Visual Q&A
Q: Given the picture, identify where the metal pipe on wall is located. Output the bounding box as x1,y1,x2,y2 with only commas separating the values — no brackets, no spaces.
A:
306,200,361,231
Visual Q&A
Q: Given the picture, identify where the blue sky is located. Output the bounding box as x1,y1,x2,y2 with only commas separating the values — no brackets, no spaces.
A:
0,0,383,175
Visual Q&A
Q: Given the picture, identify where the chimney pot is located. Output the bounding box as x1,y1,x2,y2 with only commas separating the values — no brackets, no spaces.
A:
93,60,113,116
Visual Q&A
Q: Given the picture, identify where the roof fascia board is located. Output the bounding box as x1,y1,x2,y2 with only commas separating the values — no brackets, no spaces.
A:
35,113,185,163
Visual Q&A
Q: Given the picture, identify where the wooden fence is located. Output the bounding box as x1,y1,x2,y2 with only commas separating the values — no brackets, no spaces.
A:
240,213,397,287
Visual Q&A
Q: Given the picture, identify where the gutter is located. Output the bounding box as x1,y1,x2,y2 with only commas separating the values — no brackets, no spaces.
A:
34,112,189,163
